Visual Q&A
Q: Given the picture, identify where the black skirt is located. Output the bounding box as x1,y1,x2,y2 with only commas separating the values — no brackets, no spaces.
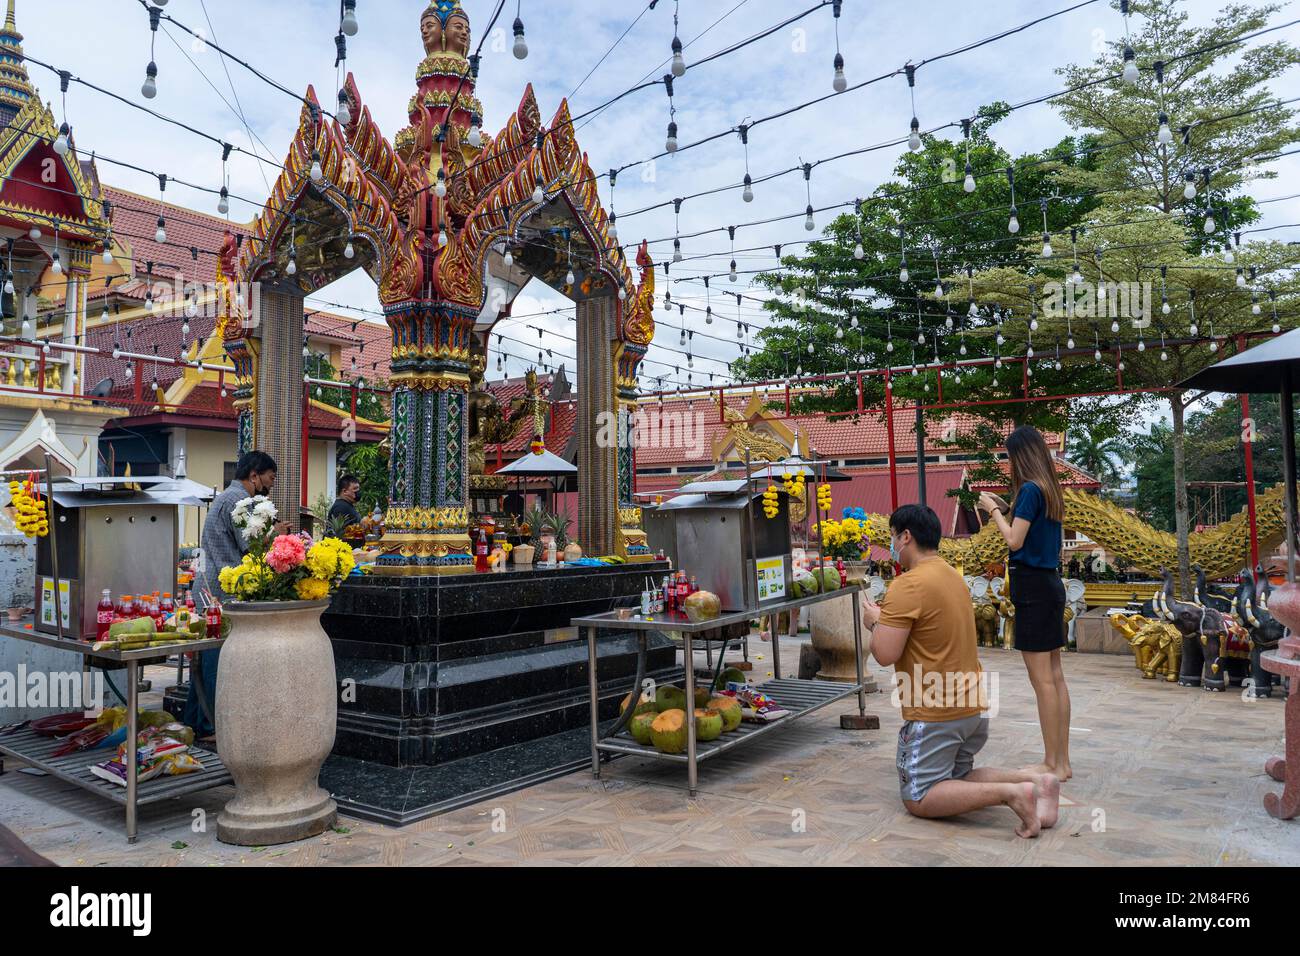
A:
1008,563,1067,653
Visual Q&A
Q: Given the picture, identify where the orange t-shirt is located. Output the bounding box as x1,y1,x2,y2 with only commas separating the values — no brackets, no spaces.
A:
878,555,986,722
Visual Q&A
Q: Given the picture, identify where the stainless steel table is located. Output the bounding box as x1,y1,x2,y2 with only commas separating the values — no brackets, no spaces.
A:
574,584,870,797
0,620,232,843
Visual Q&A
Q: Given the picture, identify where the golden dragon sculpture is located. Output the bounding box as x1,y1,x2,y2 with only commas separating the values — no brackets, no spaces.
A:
855,483,1294,580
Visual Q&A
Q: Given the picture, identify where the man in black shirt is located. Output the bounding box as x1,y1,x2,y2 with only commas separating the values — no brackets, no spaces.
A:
327,473,363,534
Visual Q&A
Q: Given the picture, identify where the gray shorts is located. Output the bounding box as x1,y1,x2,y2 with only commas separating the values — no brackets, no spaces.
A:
896,714,989,803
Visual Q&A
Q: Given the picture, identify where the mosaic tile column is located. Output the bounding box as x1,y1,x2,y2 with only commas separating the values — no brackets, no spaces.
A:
576,294,619,558
250,283,304,528
615,339,651,560
375,303,473,573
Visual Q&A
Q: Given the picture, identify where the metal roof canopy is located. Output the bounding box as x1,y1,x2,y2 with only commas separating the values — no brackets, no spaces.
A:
1179,331,1299,582
494,447,577,477
48,476,217,508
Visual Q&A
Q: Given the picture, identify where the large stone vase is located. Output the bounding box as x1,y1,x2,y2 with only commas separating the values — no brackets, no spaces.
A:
216,599,338,846
809,562,874,682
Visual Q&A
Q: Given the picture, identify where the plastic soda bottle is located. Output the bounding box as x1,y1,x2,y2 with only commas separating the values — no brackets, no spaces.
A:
96,590,114,641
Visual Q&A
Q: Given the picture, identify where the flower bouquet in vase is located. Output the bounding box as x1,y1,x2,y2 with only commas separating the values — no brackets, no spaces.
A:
213,495,353,847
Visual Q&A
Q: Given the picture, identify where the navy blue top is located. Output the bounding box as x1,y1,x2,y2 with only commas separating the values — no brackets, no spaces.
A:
1009,481,1061,569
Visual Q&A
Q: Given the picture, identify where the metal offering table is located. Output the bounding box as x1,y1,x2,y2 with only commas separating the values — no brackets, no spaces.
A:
574,584,871,796
0,621,231,843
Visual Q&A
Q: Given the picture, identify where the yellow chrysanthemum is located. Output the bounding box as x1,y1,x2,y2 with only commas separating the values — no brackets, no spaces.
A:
295,576,330,601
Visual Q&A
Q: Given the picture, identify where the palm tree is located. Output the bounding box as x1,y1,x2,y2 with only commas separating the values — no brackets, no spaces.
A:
1066,420,1133,486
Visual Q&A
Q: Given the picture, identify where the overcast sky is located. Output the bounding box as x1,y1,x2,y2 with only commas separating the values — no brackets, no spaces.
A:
19,0,1300,395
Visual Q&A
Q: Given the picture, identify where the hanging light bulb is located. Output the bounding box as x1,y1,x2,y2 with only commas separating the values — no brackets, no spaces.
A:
340,0,359,37
513,15,528,59
532,183,545,205
125,362,134,380
286,251,297,276
4,275,13,295
899,259,909,283
467,121,482,149
671,35,686,77
807,341,815,355
1252,295,1261,315
907,117,921,152
1026,344,1035,359
832,51,847,92
1122,46,1138,84
1203,211,1216,234
336,90,352,128
310,151,324,183
21,316,30,336
1041,234,1053,258
565,265,575,286
53,123,70,156
886,339,894,353
1183,171,1197,200
155,217,166,244
1138,339,1146,352
963,163,975,193
141,61,158,99
1190,322,1198,336
853,241,864,260
1071,262,1082,285
29,226,40,241
1094,346,1102,361
438,226,448,247
1007,207,1020,234
1118,359,1126,371
217,186,230,215
1210,339,1219,353
1156,112,1172,145
742,174,754,203
729,260,738,282
804,205,815,231
1161,297,1170,315
504,248,514,268
102,244,113,265
434,171,447,199
1030,317,1039,332
51,251,62,276
959,341,967,356
665,121,678,153
1111,319,1120,333
344,237,355,260
619,285,628,302
101,306,109,323
1067,336,1075,349
1235,268,1246,287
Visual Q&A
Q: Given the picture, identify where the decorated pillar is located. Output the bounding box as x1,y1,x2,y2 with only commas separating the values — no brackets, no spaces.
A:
375,302,475,573
614,243,656,560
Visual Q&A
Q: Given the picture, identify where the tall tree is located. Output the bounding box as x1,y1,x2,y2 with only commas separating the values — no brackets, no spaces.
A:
964,0,1300,593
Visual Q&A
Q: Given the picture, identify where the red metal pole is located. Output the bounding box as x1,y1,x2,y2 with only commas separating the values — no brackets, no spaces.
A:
884,367,898,512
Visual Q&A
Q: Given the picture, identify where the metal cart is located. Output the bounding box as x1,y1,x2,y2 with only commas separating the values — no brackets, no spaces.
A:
0,621,231,843
575,583,872,797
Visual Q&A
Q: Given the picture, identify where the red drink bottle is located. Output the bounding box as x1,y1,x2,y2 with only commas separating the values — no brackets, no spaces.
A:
96,590,114,641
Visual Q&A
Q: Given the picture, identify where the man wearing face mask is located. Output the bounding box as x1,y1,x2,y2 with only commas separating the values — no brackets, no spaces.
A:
185,450,291,739
860,504,1060,838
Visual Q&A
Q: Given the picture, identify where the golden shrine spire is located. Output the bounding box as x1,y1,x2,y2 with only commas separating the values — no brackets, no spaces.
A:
0,0,33,126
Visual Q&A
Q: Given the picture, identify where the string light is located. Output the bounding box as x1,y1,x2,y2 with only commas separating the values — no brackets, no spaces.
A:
670,1,686,77
340,0,359,37
739,125,754,202
905,64,922,151
961,118,975,192
831,0,847,92
513,1,528,59
141,6,160,99
802,162,815,231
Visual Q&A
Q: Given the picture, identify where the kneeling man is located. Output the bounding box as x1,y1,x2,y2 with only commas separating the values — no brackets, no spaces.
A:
861,504,1059,838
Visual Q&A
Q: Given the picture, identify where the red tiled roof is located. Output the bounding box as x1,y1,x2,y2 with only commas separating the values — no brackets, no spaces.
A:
102,382,386,442
331,317,393,380
968,457,1101,490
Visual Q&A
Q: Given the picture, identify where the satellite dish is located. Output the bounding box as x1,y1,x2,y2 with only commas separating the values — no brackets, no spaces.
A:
1066,579,1086,604
90,377,114,398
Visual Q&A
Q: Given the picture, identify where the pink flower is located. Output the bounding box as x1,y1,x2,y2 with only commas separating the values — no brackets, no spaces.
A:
266,534,306,574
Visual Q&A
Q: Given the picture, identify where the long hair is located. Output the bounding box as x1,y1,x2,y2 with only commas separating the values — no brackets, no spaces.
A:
1006,425,1064,522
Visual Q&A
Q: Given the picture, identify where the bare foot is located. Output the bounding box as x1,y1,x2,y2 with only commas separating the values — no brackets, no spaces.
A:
1006,781,1041,839
1060,763,1073,781
1018,761,1054,777
1035,773,1060,828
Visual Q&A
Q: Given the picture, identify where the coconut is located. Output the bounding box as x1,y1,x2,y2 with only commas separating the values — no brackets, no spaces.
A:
714,666,747,691
650,709,689,754
708,695,743,732
620,691,657,717
683,589,721,622
629,711,657,745
655,685,688,713
694,708,724,742
813,566,841,592
693,686,712,709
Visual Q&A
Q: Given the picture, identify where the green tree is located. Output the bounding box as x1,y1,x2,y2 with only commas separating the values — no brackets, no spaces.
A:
964,0,1300,594
339,441,389,513
1066,417,1133,486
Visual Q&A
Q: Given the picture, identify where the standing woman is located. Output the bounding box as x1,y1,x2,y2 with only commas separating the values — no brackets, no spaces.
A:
978,426,1072,781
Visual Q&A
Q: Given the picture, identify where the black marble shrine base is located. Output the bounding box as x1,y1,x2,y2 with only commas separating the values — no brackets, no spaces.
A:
318,562,679,818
